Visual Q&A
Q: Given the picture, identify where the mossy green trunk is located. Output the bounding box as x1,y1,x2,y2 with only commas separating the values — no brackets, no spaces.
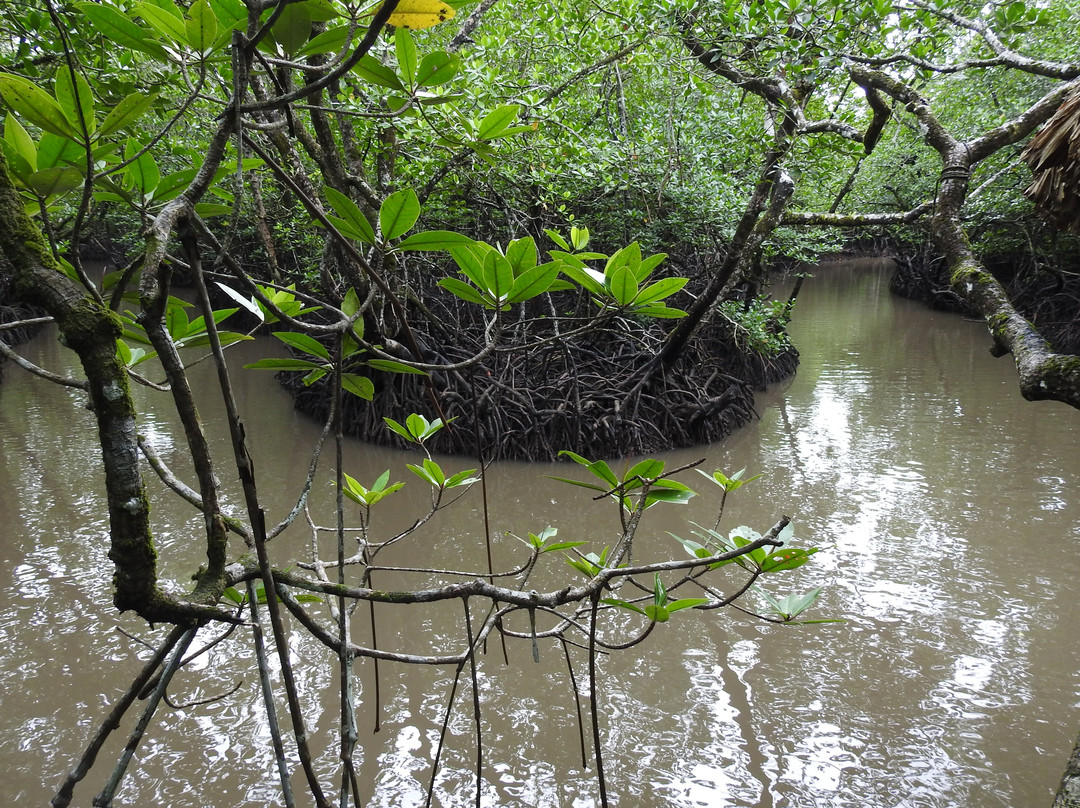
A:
0,150,171,618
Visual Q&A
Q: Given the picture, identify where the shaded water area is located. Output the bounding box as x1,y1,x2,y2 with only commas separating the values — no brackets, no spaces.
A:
1,259,1079,806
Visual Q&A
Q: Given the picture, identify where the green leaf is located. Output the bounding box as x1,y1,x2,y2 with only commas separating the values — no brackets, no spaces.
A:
558,450,619,488
625,458,665,483
445,468,479,488
602,598,646,616
557,261,606,297
367,358,429,375
258,284,316,322
406,413,442,440
385,413,446,443
153,167,198,203
476,104,520,141
135,1,188,43
208,0,245,27
416,51,459,86
341,286,360,318
566,558,593,578
673,534,712,559
38,134,90,170
395,230,474,251
186,0,219,53
300,0,341,22
272,0,310,56
324,186,375,245
697,467,761,492
768,588,823,620
341,373,374,400
54,66,95,137
438,277,489,307
98,92,159,140
164,300,190,339
146,0,185,21
643,479,695,507
666,598,708,613
643,604,670,623
541,541,586,553
544,228,570,251
370,469,391,492
177,331,252,350
760,547,819,573
481,249,514,302
186,307,238,336
448,244,486,287
570,225,590,251
469,141,498,168
528,527,558,548
605,242,640,278
115,338,132,366
379,187,420,240
394,27,417,85
0,140,32,184
194,202,232,217
296,25,349,58
565,548,608,579
353,54,406,92
341,471,405,506
653,573,667,607
342,332,361,358
383,417,417,443
546,476,607,494
5,114,37,172
415,89,463,106
607,265,638,306
272,330,330,360
243,357,326,371
636,252,667,281
77,3,168,59
27,166,84,197
632,305,686,319
505,236,537,274
635,277,687,306
407,459,445,487
0,75,75,139
323,215,367,242
507,262,560,303
125,138,159,195
485,123,537,140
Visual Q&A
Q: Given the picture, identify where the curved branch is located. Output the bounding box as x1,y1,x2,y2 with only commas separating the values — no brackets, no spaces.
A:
0,335,88,389
908,0,1080,80
843,51,1008,74
851,66,1080,408
783,202,932,227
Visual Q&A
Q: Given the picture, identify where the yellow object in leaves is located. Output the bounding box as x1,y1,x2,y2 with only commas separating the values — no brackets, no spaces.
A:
382,0,455,30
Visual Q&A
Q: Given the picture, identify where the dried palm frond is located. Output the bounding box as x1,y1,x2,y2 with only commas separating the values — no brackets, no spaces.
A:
1022,87,1080,233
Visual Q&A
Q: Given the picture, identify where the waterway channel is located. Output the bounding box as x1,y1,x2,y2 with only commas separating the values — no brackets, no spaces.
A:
1,260,1078,807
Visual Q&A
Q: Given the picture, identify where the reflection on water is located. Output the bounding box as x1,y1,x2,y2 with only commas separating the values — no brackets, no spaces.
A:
1,260,1079,807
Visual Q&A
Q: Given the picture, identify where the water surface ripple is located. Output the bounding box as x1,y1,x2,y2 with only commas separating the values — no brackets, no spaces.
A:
0,260,1077,807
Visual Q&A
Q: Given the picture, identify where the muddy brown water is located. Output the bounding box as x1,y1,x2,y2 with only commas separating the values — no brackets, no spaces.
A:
1,259,1078,807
